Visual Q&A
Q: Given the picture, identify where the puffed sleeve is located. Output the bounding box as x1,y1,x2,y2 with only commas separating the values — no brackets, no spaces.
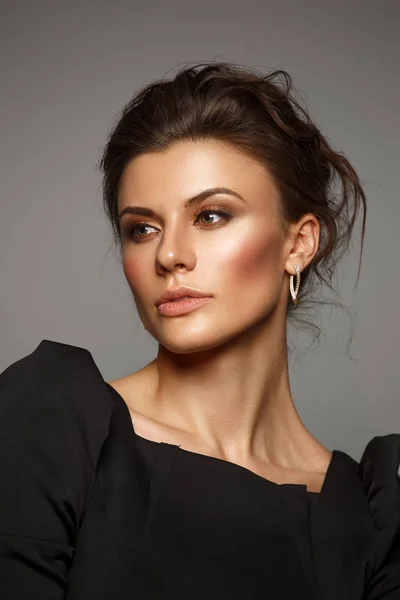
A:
0,340,112,599
360,434,400,599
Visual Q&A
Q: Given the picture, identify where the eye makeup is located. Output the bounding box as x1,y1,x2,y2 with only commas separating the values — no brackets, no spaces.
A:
121,206,234,242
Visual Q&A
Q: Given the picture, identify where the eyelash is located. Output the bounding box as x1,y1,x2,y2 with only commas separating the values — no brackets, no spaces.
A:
123,207,233,242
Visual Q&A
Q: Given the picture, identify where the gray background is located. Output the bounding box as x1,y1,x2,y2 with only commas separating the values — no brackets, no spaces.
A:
1,0,399,461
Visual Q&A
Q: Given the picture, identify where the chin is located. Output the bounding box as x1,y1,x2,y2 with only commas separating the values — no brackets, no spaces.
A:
156,333,222,355
151,321,248,356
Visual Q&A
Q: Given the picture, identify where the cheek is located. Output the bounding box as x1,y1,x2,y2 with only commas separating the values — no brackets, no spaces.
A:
221,234,282,282
122,255,148,292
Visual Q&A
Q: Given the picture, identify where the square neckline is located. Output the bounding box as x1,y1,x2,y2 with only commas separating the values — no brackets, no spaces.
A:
136,432,337,496
107,382,336,497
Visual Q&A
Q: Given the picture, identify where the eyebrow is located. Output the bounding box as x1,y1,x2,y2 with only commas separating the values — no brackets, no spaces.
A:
118,187,246,219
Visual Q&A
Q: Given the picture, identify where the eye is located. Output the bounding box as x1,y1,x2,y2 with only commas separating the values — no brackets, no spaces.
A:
194,208,232,226
125,223,158,240
123,208,233,242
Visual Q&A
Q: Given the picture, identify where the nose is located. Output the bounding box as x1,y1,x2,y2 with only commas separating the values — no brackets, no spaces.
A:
155,228,196,274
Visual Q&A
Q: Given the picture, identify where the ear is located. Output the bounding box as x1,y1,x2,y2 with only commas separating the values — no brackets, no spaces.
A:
284,214,320,275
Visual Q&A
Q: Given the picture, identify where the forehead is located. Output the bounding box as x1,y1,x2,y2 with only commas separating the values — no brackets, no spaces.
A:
118,139,280,212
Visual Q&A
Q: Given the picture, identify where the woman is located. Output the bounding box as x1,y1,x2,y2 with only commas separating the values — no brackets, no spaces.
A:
0,62,399,599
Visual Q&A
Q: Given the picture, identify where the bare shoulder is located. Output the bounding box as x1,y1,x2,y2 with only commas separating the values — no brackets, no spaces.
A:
108,359,157,404
305,444,334,492
108,372,146,421
305,441,333,476
109,371,149,410
108,373,137,399
108,371,186,445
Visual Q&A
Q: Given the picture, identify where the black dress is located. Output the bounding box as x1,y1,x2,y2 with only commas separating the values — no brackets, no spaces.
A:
0,340,399,599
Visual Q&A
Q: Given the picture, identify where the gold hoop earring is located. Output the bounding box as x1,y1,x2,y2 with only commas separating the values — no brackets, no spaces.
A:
289,264,301,305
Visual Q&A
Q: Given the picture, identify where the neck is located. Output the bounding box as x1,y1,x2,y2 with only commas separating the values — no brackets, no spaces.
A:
146,312,317,468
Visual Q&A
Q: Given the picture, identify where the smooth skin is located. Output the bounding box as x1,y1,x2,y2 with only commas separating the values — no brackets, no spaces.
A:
109,139,332,493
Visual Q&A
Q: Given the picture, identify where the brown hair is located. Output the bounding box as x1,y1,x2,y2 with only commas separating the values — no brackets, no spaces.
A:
98,62,367,357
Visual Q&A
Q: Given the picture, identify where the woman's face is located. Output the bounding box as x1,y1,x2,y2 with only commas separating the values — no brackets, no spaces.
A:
118,139,294,353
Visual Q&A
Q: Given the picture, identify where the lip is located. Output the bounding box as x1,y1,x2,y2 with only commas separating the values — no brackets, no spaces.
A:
155,286,212,307
157,296,212,316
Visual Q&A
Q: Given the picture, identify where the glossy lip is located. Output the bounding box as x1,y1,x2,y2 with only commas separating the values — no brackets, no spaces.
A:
155,286,212,307
157,296,212,317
